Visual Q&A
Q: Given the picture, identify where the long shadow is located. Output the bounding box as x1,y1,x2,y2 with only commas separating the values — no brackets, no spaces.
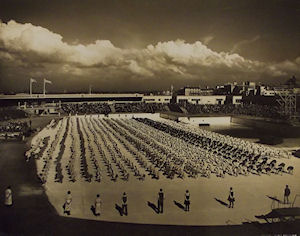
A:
147,201,159,214
115,204,123,216
174,200,185,211
214,198,228,207
266,195,282,203
90,205,96,216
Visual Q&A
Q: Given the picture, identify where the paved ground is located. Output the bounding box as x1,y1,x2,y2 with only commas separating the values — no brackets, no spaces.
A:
0,117,300,235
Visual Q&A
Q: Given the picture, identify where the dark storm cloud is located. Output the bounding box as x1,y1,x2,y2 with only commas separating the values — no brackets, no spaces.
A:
0,0,300,92
1,0,300,57
1,20,300,92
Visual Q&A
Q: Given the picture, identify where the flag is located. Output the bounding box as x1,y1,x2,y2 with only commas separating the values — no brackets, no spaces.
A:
30,78,37,83
44,79,52,84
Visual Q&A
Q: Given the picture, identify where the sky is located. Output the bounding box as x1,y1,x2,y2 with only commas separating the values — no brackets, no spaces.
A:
0,0,300,93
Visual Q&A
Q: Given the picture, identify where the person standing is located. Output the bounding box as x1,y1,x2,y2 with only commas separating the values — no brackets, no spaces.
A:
4,186,13,207
158,189,164,214
94,194,102,216
228,187,235,208
64,191,72,215
184,190,190,211
122,192,128,216
284,185,291,204
29,119,32,131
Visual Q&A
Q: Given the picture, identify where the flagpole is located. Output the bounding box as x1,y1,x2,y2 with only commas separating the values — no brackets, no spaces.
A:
30,79,32,97
43,78,46,97
43,79,52,97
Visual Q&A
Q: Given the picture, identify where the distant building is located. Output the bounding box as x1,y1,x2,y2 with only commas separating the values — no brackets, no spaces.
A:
258,86,276,96
142,95,171,104
177,86,214,96
284,75,298,89
215,81,257,96
176,95,226,105
242,81,257,96
232,96,243,105
215,83,237,95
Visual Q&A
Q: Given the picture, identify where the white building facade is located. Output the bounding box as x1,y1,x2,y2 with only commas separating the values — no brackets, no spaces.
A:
142,95,172,104
176,95,226,105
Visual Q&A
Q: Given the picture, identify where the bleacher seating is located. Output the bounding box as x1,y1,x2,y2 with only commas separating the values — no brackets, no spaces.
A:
61,102,168,114
61,103,111,115
0,107,27,121
185,104,284,119
168,104,183,113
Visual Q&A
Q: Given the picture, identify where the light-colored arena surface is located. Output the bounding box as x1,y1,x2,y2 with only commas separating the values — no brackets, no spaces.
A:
29,114,300,226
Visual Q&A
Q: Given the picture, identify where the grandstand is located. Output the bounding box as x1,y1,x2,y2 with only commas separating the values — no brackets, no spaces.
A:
0,92,292,121
0,106,27,121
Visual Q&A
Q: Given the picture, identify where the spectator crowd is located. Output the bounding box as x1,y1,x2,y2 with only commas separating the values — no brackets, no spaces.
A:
0,121,29,133
185,104,284,119
0,106,27,121
60,102,285,120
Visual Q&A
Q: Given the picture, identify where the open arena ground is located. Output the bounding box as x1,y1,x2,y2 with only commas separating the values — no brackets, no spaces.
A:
24,114,300,227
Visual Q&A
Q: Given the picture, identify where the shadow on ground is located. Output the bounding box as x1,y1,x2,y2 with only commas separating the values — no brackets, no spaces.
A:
147,201,159,214
214,198,229,208
115,204,123,216
174,200,185,211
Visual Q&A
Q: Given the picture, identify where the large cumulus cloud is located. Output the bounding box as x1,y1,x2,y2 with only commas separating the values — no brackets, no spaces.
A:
0,20,299,92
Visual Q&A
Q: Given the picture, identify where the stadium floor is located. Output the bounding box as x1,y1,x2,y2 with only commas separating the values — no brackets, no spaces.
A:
0,142,262,236
0,117,300,235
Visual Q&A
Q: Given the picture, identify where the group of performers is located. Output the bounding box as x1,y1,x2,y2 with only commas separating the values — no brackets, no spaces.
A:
29,116,293,185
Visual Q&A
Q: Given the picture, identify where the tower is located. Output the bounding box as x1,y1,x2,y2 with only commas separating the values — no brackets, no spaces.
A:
276,89,297,120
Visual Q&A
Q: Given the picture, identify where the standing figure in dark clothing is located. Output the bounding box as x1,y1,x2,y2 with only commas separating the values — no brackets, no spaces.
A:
284,185,291,204
122,192,128,215
228,187,235,208
158,189,164,213
63,191,72,215
184,190,190,211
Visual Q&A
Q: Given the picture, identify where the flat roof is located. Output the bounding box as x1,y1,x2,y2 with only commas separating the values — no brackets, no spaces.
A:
0,93,144,100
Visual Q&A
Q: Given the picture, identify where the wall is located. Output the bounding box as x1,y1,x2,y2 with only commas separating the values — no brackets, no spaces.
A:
232,116,300,137
233,96,243,105
142,95,172,104
179,116,231,125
